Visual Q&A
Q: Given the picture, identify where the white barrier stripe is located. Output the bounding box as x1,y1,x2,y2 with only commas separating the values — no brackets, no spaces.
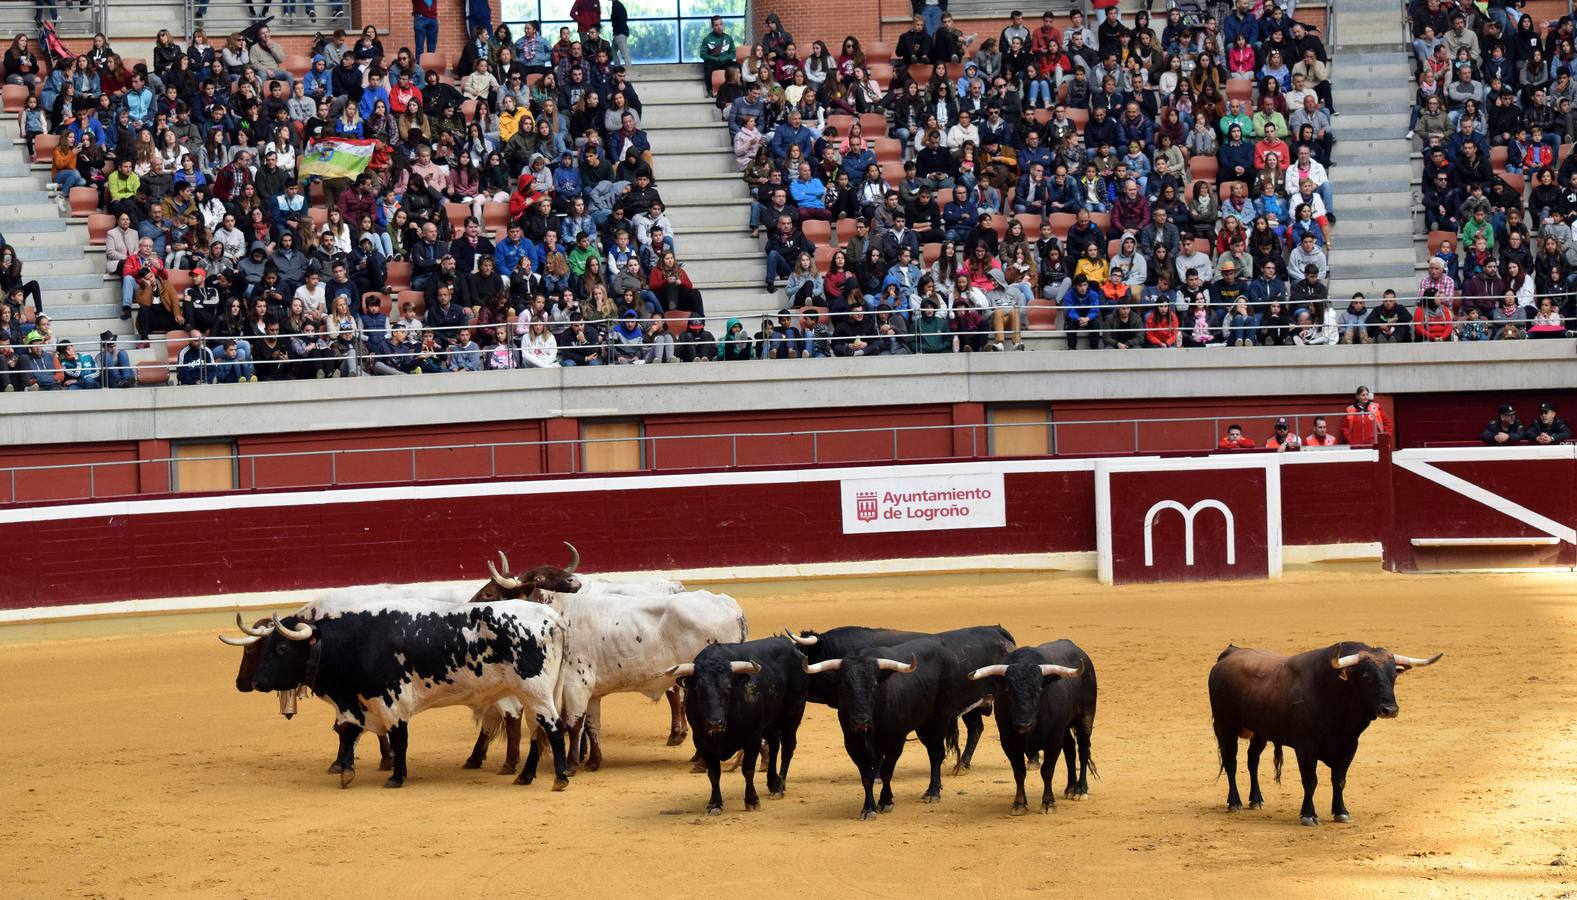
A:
1393,457,1577,545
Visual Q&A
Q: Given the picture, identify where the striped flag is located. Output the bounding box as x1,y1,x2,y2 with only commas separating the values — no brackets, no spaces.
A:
297,138,378,180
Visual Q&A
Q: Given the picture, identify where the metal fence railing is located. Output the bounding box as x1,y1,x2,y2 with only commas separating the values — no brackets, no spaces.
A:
501,0,746,65
0,411,1357,505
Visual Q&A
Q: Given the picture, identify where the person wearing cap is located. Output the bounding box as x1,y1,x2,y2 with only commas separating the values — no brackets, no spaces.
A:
1481,404,1526,444
1524,403,1573,444
1266,418,1302,451
95,331,135,389
17,330,59,391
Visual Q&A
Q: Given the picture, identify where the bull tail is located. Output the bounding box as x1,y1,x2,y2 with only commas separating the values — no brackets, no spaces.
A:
1273,744,1284,785
944,715,961,762
737,613,748,642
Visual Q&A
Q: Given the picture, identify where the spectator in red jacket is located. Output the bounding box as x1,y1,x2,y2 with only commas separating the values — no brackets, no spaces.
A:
1143,297,1180,348
1342,386,1392,446
1265,418,1302,451
1218,424,1257,449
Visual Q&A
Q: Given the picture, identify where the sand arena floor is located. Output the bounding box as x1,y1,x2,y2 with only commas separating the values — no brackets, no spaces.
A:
2,569,1575,898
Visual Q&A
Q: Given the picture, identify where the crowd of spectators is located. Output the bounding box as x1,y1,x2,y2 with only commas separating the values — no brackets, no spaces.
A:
1411,0,1577,340
720,2,1349,350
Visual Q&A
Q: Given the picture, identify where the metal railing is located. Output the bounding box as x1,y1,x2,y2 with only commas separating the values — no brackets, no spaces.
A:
184,0,351,41
7,0,107,38
501,0,746,65
0,410,1354,504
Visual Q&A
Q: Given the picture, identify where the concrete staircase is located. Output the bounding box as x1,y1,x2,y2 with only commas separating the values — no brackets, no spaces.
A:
0,117,135,361
1325,0,1418,300
634,62,778,326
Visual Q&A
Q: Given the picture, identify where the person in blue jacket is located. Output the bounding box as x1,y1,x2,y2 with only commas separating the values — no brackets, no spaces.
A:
1063,273,1103,350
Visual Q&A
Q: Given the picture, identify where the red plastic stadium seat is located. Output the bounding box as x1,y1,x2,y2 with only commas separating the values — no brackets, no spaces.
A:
906,63,933,85
860,113,887,137
1046,213,1076,240
1030,109,1053,127
482,201,510,235
735,46,750,63
921,243,942,266
801,219,831,245
68,186,98,217
284,55,312,78
386,261,413,290
307,207,329,231
1489,146,1508,170
87,213,114,244
361,291,391,316
835,217,859,241
879,160,904,183
867,63,894,86
1015,214,1042,235
813,243,836,272
867,42,890,60
664,309,690,335
163,330,188,363
1500,171,1524,196
1065,108,1088,130
1,84,27,113
445,202,472,232
1188,156,1219,183
1106,238,1123,258
419,52,447,75
122,57,147,72
136,361,169,385
396,289,426,317
31,131,58,165
1088,212,1111,233
1427,229,1457,254
165,269,195,299
873,138,903,163
1224,80,1254,104
989,217,1009,239
462,98,478,120
1027,299,1059,331
711,68,727,91
1191,237,1213,257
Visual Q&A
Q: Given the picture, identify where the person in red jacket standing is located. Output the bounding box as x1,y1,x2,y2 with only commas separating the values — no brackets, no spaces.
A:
571,0,602,41
412,0,439,57
1342,385,1392,446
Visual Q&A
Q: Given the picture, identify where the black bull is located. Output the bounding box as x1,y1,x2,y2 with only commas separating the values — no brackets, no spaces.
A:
804,626,1015,820
967,639,1097,815
786,625,1000,774
1208,642,1441,825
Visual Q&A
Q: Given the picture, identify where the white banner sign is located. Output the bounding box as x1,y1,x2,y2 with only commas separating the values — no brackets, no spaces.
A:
840,473,1006,534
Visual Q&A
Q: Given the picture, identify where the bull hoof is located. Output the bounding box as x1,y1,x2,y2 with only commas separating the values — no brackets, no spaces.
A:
1334,814,1352,824
744,799,760,811
666,732,686,747
768,789,785,799
326,762,344,775
382,776,404,789
339,768,355,789
497,763,517,776
1227,802,1243,813
859,809,877,821
1010,803,1028,817
949,763,970,776
877,801,893,813
552,777,570,792
1248,801,1263,810
690,761,707,774
1041,802,1054,814
921,792,941,804
585,758,601,773
378,758,394,772
1300,816,1319,827
565,765,579,777
513,772,535,786
706,806,722,817
461,758,483,770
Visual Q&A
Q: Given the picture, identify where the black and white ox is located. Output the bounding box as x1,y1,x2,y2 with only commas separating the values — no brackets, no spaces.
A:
1208,642,1442,825
220,598,572,789
966,639,1095,815
470,544,693,759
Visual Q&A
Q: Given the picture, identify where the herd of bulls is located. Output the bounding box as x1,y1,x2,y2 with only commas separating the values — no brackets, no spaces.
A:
218,545,1442,825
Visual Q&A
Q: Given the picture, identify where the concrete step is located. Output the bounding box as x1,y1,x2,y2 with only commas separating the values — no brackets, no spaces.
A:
1332,138,1412,158
682,257,761,286
662,200,750,229
0,176,50,192
1334,216,1415,237
4,227,84,247
1339,189,1416,207
704,286,783,320
1337,246,1417,265
657,176,752,203
1334,113,1408,131
640,104,724,127
11,255,100,277
39,301,126,323
655,149,742,178
3,217,70,234
1331,85,1413,105
1336,68,1415,85
631,63,705,78
677,233,767,258
637,80,712,103
644,125,731,151
0,201,67,219
1330,163,1415,183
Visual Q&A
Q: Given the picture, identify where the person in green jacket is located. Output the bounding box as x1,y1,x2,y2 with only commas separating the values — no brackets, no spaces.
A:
912,298,953,353
699,15,737,98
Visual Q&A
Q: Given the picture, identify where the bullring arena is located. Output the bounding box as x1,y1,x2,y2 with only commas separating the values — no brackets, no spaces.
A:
3,565,1575,896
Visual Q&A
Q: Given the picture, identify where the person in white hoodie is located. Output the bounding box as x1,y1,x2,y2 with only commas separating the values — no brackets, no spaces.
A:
520,319,559,367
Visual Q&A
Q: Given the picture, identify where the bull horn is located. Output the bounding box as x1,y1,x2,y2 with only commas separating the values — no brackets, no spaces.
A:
218,634,262,646
563,541,580,574
1040,661,1084,678
1394,653,1442,668
497,550,512,576
1331,652,1362,670
730,661,762,675
663,663,695,678
783,628,818,646
876,656,917,673
272,614,314,641
235,613,270,636
804,659,842,674
967,664,1008,681
487,559,523,590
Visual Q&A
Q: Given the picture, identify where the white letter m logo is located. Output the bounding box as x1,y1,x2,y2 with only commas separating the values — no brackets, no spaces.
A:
1142,500,1236,567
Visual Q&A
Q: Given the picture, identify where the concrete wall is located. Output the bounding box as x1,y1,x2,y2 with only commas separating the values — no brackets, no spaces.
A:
3,342,1572,448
